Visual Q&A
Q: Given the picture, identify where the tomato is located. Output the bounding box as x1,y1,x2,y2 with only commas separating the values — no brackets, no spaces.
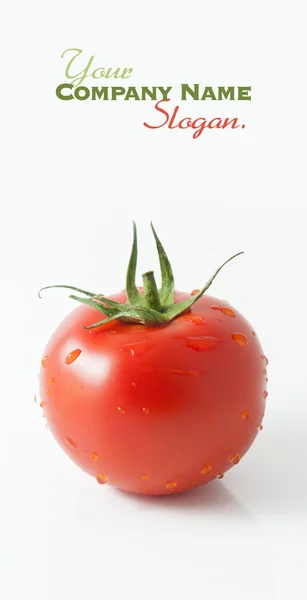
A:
39,289,267,495
38,224,267,495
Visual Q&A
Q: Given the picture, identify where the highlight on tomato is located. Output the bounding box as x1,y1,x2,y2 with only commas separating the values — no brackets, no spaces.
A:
38,223,268,495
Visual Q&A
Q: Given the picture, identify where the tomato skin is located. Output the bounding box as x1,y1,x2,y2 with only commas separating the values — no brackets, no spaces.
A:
39,292,267,495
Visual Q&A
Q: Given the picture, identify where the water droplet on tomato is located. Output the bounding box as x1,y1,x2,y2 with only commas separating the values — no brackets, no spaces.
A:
241,410,249,420
252,331,256,336
46,390,51,396
168,369,201,378
211,305,235,317
266,377,268,382
142,475,149,481
232,333,248,346
258,425,263,431
96,473,108,485
118,407,126,414
142,407,150,414
48,378,54,384
34,394,38,403
132,382,137,388
263,369,267,375
229,453,240,465
201,465,212,475
184,315,206,325
90,452,99,461
40,401,46,408
166,481,177,490
261,355,269,366
217,473,224,479
186,336,219,351
65,349,82,365
191,289,200,296
41,356,48,368
65,437,77,449
120,340,152,357
263,391,268,399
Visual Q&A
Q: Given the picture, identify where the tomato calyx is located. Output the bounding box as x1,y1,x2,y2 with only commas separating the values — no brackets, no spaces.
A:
38,223,243,329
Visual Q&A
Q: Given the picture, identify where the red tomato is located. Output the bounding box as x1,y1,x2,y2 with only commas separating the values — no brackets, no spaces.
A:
39,290,267,495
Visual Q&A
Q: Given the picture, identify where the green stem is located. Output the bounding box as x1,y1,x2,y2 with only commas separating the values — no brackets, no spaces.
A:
142,271,162,312
150,222,174,308
39,222,244,330
126,221,144,306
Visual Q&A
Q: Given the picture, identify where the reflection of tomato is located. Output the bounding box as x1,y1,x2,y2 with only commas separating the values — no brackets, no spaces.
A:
39,224,267,495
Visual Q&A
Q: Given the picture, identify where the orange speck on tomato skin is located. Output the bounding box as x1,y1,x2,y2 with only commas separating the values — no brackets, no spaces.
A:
191,289,200,296
142,475,149,481
41,356,48,368
263,391,268,399
201,465,212,475
166,481,177,490
64,437,77,449
46,390,51,396
65,349,82,365
229,453,240,465
118,407,126,414
96,473,108,485
48,378,54,384
40,401,46,408
186,336,219,351
241,410,249,420
263,369,267,375
90,452,99,461
232,333,248,346
211,305,236,317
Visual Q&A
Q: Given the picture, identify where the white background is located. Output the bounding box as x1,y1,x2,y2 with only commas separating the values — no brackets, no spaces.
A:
1,1,306,598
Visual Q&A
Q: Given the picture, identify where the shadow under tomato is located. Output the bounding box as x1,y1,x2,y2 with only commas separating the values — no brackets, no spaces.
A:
223,414,307,516
115,480,253,519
